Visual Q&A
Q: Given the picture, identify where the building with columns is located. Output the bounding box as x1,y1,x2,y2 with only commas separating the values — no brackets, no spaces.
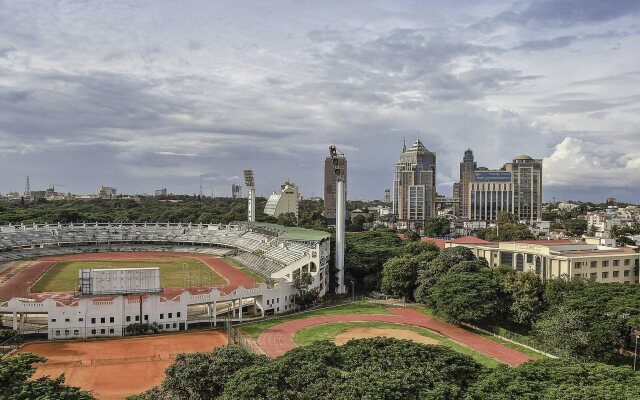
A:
447,240,640,284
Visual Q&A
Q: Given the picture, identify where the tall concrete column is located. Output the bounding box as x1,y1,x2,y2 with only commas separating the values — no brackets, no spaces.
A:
335,179,346,294
12,312,17,330
239,297,243,322
213,300,217,327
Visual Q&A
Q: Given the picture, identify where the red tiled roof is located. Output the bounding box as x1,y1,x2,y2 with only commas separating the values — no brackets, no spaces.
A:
421,235,489,250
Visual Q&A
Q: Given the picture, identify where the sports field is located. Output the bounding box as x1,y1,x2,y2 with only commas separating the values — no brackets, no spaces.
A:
252,302,537,367
19,330,227,400
30,257,226,293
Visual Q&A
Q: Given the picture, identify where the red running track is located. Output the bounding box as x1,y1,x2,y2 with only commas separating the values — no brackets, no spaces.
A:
257,307,534,367
0,252,257,300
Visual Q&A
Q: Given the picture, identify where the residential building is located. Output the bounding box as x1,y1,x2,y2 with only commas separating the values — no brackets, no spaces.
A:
324,156,347,225
231,183,242,199
393,139,437,230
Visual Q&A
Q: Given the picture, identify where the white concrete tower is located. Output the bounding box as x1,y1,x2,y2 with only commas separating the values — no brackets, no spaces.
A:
329,146,347,294
243,170,256,222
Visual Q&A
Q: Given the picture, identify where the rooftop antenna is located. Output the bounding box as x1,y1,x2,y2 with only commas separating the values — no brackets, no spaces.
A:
24,176,31,198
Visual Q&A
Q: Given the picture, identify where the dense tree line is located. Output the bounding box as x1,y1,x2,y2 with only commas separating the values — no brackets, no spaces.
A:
1,353,94,400
127,340,640,400
380,245,640,363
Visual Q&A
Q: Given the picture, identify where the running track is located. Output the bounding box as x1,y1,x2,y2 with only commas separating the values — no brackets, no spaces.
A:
257,307,533,367
0,252,256,300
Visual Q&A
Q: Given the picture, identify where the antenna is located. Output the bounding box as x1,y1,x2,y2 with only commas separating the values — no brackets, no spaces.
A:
24,176,31,198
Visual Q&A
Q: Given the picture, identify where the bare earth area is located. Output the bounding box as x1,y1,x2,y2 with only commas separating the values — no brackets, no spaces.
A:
19,330,228,400
333,327,440,346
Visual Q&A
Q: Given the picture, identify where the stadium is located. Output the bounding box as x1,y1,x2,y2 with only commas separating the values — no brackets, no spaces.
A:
0,221,331,340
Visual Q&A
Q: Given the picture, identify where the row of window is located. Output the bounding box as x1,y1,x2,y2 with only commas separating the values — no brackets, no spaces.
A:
51,312,181,324
574,270,632,279
574,259,631,268
54,323,179,337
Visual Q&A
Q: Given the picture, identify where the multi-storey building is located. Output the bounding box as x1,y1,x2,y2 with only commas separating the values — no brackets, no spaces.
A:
264,182,299,218
448,240,640,284
393,139,436,229
324,156,347,225
231,183,242,199
457,151,542,223
383,188,391,203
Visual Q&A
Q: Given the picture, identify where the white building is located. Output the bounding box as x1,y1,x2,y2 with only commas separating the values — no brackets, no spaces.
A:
264,182,299,218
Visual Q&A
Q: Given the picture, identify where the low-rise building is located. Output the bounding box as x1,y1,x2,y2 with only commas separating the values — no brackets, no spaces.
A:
448,240,640,284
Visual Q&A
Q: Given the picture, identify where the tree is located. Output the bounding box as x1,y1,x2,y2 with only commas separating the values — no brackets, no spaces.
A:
430,271,501,324
414,247,477,305
277,212,298,227
344,231,403,290
566,219,587,237
532,305,591,358
293,271,319,307
138,346,268,400
402,241,440,257
500,271,543,326
405,230,421,241
380,256,421,301
0,352,95,400
466,358,640,400
423,217,451,237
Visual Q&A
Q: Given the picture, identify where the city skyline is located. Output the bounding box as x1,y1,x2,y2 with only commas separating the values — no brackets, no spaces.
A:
1,1,639,201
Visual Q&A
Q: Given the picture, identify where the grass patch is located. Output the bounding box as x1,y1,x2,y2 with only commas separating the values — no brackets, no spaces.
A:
31,257,226,292
240,301,390,339
222,257,267,284
293,321,500,368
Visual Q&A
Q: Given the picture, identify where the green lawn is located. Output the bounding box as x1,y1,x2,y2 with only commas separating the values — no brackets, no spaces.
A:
30,258,226,292
240,301,390,339
222,257,267,284
293,321,500,368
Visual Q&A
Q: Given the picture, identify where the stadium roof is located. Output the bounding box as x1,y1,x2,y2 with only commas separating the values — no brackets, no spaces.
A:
246,222,331,241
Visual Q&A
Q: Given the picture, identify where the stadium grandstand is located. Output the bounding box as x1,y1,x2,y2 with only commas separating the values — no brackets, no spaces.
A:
0,222,331,340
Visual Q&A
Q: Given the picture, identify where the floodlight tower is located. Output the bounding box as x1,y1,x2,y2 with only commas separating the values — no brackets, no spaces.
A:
243,170,256,222
329,145,347,294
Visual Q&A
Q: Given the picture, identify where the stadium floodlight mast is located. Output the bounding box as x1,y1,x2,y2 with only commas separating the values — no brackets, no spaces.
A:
329,145,347,294
243,169,256,222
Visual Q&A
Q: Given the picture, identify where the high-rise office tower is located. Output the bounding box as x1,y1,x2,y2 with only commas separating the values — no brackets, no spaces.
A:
458,149,477,219
383,188,391,203
324,156,347,225
511,155,543,222
231,183,242,199
393,139,436,229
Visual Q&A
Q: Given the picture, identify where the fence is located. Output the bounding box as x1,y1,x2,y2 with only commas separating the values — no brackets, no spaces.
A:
468,323,558,358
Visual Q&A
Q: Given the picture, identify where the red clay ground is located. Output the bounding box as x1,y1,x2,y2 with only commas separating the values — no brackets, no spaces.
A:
0,252,257,300
19,330,227,400
257,307,534,367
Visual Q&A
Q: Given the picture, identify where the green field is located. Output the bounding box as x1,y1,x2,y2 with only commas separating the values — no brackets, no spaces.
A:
240,301,390,339
293,321,501,368
30,258,226,292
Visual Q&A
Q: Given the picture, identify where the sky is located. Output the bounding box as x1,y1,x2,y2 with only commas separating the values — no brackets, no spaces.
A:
0,0,639,202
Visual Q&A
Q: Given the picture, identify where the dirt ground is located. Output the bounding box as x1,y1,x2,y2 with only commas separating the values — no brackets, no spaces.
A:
333,327,441,346
18,330,228,400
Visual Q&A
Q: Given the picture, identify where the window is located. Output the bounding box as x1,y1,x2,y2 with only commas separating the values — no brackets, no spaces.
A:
625,270,630,277
79,318,83,322
109,317,114,323
602,261,609,267
591,261,597,268
64,330,69,335
126,316,131,322
144,315,148,321
135,315,140,321
173,323,177,328
160,314,164,320
168,313,172,318
166,324,170,329
74,330,79,336
574,262,582,269
602,272,609,278
101,329,106,334
277,298,280,304
613,260,620,267
65,318,70,322
109,328,114,334
55,330,60,336
91,318,96,324
91,329,96,334
100,317,105,323
625,259,630,266
590,273,597,279
613,271,619,278
51,318,56,322
574,273,582,278
177,312,181,318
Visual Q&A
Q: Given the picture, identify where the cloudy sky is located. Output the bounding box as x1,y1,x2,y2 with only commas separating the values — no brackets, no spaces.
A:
1,0,639,201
